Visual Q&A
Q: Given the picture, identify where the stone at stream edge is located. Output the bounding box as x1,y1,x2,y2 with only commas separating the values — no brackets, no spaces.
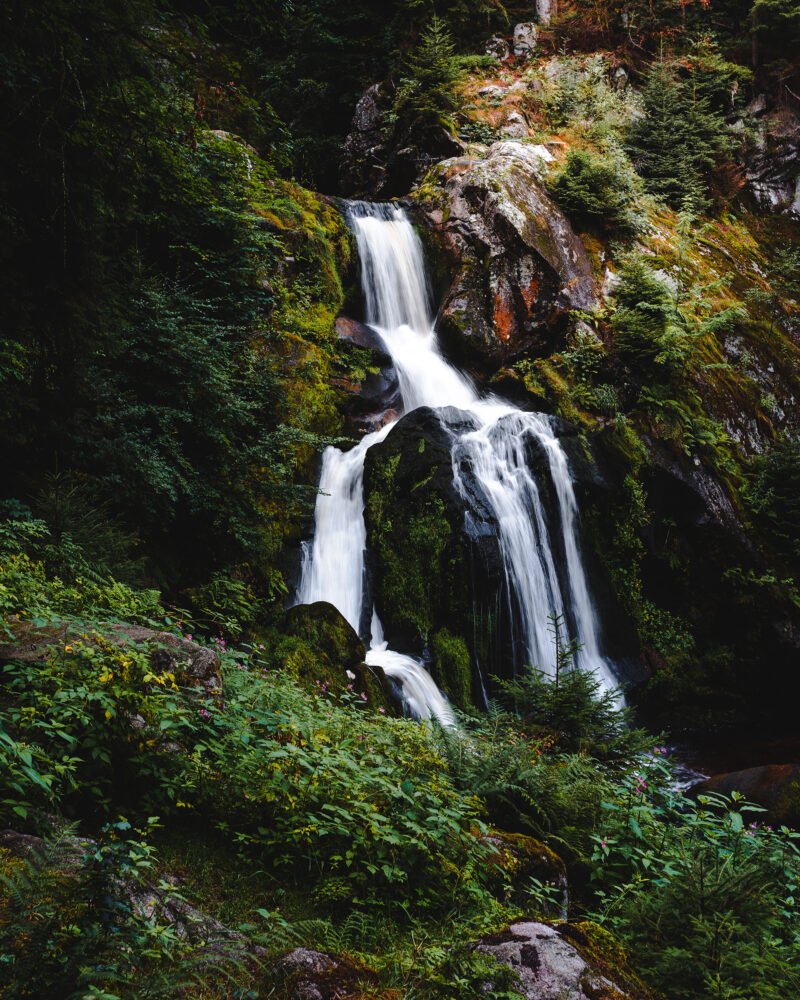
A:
694,763,800,828
276,601,396,713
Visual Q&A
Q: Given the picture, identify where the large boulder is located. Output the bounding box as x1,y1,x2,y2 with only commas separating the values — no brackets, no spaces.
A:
414,141,598,367
276,602,394,711
362,405,628,692
363,406,497,670
477,920,654,1000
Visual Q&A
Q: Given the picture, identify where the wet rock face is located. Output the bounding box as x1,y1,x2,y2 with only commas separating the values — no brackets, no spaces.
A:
276,602,395,710
363,405,493,663
477,921,647,1000
414,141,598,367
334,315,402,434
744,106,800,216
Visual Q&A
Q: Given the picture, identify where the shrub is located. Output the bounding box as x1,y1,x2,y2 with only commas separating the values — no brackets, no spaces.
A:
745,437,800,562
590,754,800,1000
551,148,640,232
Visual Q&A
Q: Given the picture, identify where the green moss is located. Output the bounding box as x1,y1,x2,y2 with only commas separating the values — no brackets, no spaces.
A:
559,921,659,1000
431,628,473,709
481,829,566,911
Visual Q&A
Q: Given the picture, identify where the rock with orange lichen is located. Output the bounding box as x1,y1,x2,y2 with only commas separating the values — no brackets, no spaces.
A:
413,141,597,368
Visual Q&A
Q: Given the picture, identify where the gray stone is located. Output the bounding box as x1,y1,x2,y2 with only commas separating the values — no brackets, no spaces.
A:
513,22,538,58
501,110,529,138
477,921,640,999
485,35,510,60
478,84,507,100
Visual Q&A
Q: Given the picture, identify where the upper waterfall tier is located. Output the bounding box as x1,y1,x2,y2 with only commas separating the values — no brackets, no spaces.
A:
296,201,618,716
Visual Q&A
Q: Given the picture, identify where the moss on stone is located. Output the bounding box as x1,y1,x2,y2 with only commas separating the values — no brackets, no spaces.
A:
559,920,660,1000
430,628,473,709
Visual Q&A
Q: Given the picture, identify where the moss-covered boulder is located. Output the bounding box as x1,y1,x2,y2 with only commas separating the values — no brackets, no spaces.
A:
477,920,656,1000
273,947,379,1000
271,602,393,712
363,406,507,705
481,830,568,914
430,628,473,710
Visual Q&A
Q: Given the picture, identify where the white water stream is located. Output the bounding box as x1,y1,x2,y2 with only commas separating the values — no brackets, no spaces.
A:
296,203,616,723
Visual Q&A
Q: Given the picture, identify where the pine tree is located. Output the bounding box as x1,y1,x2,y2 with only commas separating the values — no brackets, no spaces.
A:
390,16,462,142
626,59,734,212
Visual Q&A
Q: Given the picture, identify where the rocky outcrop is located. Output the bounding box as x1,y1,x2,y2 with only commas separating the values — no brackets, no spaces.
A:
694,763,800,827
340,82,464,198
333,315,402,433
744,105,800,216
339,82,394,198
477,920,653,999
362,405,630,693
0,622,221,695
414,141,598,367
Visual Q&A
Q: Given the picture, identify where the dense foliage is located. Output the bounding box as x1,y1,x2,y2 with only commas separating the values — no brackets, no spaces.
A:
1,557,799,997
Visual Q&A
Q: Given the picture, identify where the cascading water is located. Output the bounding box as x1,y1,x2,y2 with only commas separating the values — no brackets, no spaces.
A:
296,201,617,722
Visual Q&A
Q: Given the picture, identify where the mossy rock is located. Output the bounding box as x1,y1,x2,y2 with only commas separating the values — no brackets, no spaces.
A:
271,602,393,713
272,947,380,999
282,601,366,667
430,628,473,710
559,921,660,1000
481,829,567,913
363,407,474,654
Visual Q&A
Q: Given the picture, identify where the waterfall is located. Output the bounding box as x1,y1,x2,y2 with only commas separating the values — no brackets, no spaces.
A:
296,202,617,722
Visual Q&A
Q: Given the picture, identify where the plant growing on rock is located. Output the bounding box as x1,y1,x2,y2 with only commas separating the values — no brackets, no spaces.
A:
551,148,642,233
